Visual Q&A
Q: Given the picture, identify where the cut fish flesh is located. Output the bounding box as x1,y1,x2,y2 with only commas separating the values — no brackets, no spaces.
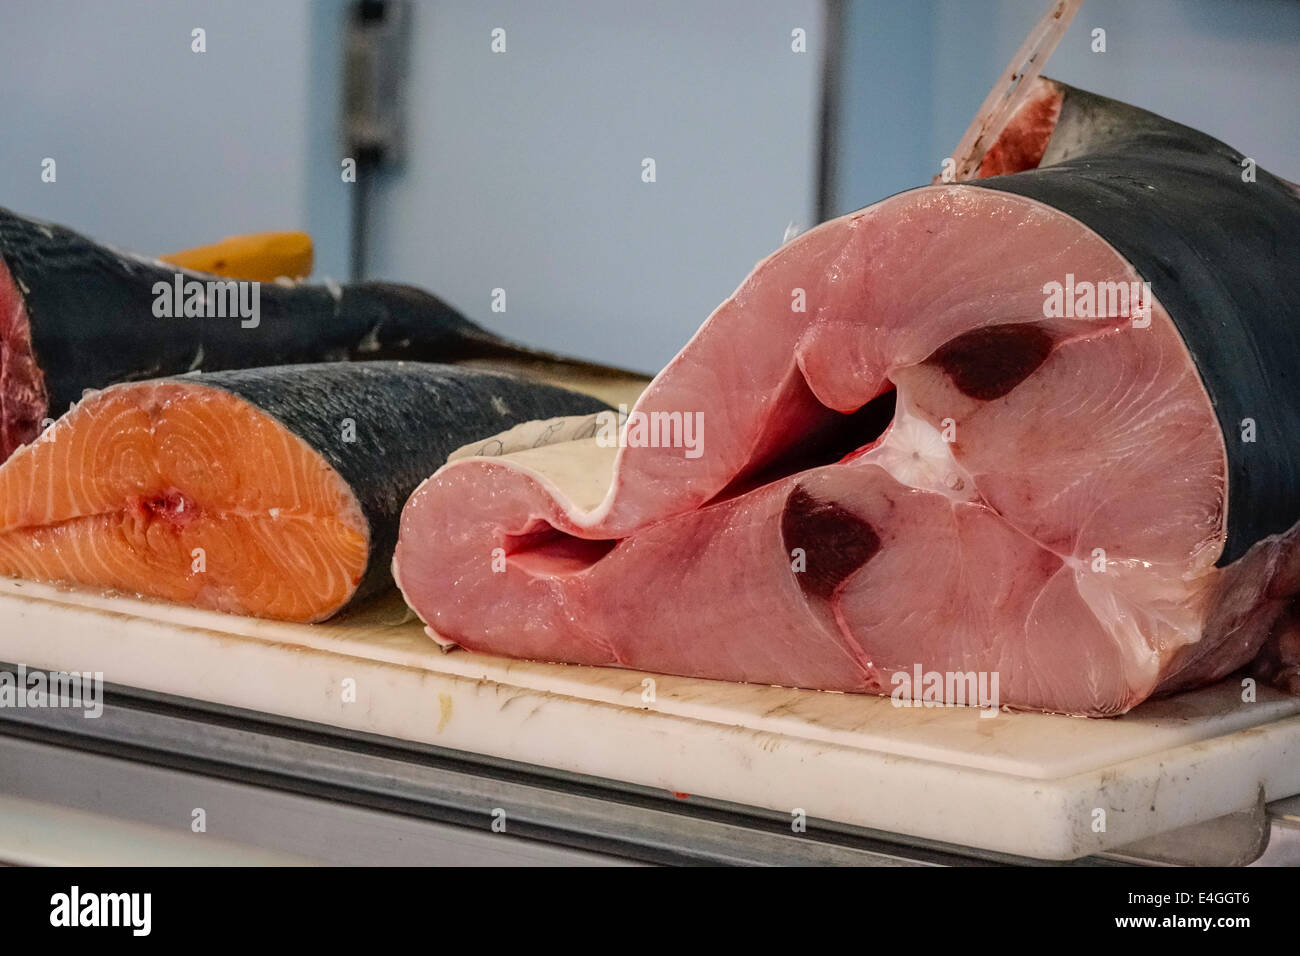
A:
0,362,608,622
393,79,1300,716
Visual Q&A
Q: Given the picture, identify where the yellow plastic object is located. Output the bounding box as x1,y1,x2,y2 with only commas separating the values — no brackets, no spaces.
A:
160,231,314,282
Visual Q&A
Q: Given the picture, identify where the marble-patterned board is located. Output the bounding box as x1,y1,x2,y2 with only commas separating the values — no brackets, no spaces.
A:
1,577,1297,860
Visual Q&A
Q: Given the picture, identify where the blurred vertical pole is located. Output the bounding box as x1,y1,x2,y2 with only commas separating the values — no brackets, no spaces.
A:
349,161,372,282
816,0,846,224
343,0,410,280
307,0,353,281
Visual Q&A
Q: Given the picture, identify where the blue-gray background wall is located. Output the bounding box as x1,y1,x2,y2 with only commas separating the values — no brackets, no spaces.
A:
0,1,319,258
1,1,1296,373
361,0,825,373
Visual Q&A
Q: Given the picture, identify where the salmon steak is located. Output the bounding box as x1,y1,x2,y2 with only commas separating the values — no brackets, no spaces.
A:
0,362,607,622
393,79,1300,716
0,206,645,462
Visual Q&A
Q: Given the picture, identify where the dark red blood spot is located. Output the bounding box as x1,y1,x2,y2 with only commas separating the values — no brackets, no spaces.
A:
926,324,1055,401
134,489,200,527
781,487,881,600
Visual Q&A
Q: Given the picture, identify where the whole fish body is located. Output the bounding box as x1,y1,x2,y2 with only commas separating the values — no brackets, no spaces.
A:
0,206,645,460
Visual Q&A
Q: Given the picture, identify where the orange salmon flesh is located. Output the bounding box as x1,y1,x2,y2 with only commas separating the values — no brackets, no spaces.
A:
0,381,369,622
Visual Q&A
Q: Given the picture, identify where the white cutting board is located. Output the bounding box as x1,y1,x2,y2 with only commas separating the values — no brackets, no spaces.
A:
1,578,1297,861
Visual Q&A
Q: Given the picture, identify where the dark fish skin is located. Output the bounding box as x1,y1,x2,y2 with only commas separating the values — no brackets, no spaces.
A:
178,361,610,611
972,79,1300,565
0,206,641,450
